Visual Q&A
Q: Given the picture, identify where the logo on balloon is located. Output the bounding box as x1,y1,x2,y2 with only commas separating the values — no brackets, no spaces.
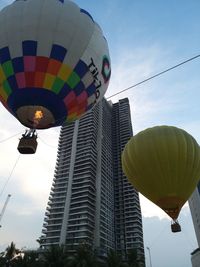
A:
101,56,111,83
88,58,101,90
87,58,102,101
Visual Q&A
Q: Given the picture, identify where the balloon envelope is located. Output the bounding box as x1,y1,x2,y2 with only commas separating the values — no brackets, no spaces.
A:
122,125,200,220
0,0,111,129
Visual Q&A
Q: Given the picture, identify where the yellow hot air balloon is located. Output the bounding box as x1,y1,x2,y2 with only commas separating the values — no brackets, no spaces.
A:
122,125,200,232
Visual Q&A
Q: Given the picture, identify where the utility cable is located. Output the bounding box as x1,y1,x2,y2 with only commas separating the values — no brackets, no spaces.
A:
182,226,197,250
0,154,20,198
1,55,198,139
38,136,57,149
0,132,22,144
147,220,168,249
106,54,200,99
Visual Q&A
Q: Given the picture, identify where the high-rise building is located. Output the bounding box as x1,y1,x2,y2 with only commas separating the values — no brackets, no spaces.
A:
189,183,200,247
189,182,200,267
40,98,145,262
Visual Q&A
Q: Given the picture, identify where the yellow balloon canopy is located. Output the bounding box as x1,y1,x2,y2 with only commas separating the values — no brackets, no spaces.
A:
122,125,200,220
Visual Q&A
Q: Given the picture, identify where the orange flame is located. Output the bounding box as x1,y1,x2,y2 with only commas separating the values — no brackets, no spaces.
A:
33,110,43,126
34,110,43,120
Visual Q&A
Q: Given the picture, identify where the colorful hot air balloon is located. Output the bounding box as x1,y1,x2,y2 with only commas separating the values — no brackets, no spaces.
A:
122,125,200,232
0,0,111,130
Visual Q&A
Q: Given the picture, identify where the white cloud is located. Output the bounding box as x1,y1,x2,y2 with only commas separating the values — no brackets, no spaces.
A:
105,45,173,130
0,112,59,247
0,128,59,206
140,195,169,220
106,44,167,99
140,193,190,221
0,208,44,250
106,44,200,141
143,208,197,267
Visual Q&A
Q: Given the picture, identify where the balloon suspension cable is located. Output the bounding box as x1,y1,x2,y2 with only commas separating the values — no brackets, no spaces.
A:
22,128,37,139
23,109,44,137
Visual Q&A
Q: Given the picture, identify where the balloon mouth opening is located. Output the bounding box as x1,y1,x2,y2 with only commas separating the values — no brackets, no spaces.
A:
16,106,56,129
156,196,185,220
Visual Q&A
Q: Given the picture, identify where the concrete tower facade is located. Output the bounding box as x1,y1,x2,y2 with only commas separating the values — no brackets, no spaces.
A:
40,98,145,261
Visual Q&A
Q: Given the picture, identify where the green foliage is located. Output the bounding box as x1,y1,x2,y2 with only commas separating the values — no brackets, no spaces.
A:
0,243,43,267
105,249,125,267
42,245,67,267
0,242,144,267
14,250,44,267
127,249,145,267
67,244,97,267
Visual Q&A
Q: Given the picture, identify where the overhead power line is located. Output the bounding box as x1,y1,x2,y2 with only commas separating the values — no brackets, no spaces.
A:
0,132,22,144
38,136,57,149
106,54,200,99
0,155,20,198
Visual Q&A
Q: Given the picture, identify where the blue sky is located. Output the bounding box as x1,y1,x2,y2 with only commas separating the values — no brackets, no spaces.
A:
0,1,200,267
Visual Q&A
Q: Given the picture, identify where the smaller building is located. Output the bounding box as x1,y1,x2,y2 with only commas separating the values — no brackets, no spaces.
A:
191,248,200,267
189,185,200,246
189,182,200,267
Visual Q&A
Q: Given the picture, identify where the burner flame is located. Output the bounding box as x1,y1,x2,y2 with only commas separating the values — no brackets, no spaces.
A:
33,110,43,126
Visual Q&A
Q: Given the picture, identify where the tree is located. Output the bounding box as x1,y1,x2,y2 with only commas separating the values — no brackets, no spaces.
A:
13,250,44,267
67,244,97,267
0,251,6,267
42,245,68,267
0,242,29,267
3,242,23,267
127,249,145,267
105,249,127,267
